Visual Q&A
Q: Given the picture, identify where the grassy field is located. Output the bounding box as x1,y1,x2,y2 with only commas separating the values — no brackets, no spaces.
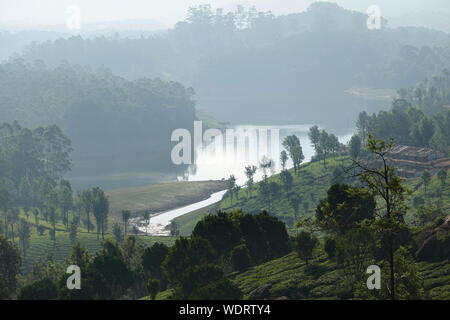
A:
11,228,176,276
107,180,227,223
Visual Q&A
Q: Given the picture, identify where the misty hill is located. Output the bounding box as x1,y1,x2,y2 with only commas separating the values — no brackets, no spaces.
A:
0,30,70,62
14,3,450,126
0,59,196,189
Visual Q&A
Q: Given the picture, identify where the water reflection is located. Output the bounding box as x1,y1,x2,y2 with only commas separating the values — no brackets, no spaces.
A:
182,124,353,184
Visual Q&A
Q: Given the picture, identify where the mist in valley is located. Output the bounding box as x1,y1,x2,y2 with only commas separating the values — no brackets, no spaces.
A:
1,0,450,302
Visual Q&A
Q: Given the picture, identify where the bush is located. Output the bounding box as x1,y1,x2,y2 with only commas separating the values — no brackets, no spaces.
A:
231,244,251,272
324,237,337,259
191,277,243,300
293,231,319,265
147,279,160,300
18,278,58,300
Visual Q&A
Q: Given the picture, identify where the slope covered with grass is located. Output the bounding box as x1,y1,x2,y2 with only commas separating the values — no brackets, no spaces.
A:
229,251,450,300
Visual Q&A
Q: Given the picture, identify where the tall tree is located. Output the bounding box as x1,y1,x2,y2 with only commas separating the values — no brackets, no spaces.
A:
18,219,31,258
280,170,293,194
227,175,237,204
356,111,369,146
59,179,73,229
280,150,288,170
122,210,131,236
0,236,22,299
308,125,321,152
92,187,109,240
318,130,330,167
293,231,318,265
0,189,10,239
349,135,362,159
68,220,78,245
244,165,257,198
282,135,304,174
348,134,409,300
7,209,19,242
315,184,376,235
79,190,93,233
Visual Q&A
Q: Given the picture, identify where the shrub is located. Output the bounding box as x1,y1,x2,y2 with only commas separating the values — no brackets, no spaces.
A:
18,278,58,300
324,236,337,259
293,231,319,265
231,244,251,272
147,279,160,300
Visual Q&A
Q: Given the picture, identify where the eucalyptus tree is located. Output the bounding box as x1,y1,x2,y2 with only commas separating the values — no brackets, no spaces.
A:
282,135,304,174
92,187,109,240
227,174,237,204
308,125,321,152
79,189,93,233
122,210,131,236
259,156,274,179
7,208,19,242
59,179,73,229
244,165,257,198
0,189,10,238
280,150,288,170
349,135,362,159
280,169,293,194
18,219,31,257
0,236,22,299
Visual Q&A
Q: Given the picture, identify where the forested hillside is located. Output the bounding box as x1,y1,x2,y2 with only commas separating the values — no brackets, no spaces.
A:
0,59,196,188
15,3,450,125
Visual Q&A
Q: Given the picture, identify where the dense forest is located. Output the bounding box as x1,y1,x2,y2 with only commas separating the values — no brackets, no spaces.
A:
10,3,450,125
0,59,196,188
354,68,450,155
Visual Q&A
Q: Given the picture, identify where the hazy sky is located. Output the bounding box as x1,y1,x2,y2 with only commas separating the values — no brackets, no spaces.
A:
1,0,449,28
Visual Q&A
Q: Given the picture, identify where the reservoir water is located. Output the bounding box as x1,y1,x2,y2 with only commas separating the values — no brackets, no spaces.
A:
133,124,353,235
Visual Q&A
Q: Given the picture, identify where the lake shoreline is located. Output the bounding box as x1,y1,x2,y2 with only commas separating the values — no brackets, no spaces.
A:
107,179,228,220
131,189,228,236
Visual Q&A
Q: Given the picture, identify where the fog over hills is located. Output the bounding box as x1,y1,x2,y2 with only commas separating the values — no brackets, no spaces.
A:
1,0,450,31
